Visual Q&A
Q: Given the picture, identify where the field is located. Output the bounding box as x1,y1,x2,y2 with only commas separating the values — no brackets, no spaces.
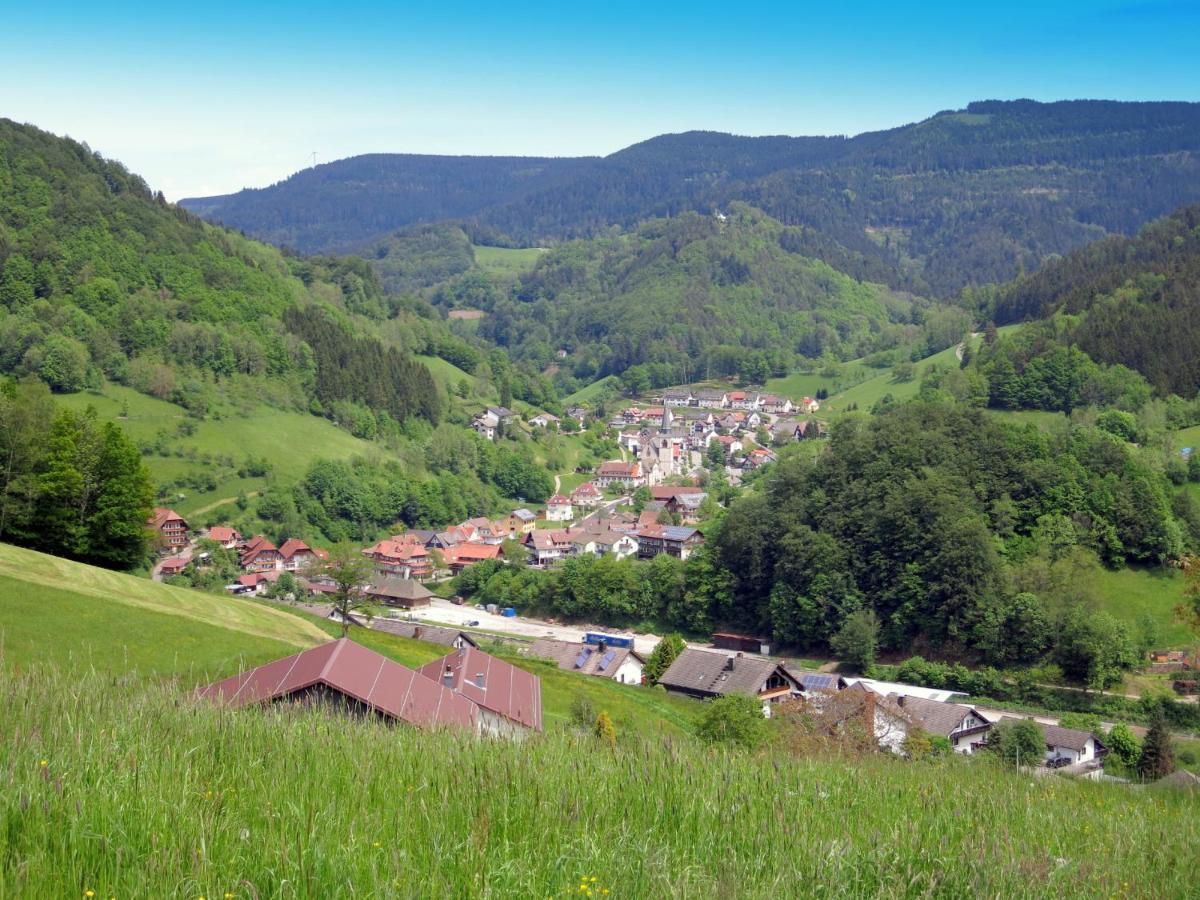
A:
564,375,620,406
58,385,388,519
1079,559,1194,648
0,543,325,680
472,244,546,278
2,664,1196,898
821,342,967,413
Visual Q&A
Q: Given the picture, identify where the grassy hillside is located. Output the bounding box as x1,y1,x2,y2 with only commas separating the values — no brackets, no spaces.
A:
56,384,390,519
3,664,1195,897
0,543,325,680
472,244,545,277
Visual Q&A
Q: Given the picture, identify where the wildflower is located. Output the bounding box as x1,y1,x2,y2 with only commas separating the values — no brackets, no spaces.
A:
373,841,381,848
84,892,94,898
39,759,48,767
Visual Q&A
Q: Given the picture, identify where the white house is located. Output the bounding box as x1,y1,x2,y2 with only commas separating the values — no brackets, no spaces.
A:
525,639,645,685
529,413,560,429
1036,722,1108,766
886,694,993,754
570,482,604,508
545,495,573,522
839,677,967,704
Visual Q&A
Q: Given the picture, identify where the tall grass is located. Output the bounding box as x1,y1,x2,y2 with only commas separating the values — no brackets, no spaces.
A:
2,666,1195,898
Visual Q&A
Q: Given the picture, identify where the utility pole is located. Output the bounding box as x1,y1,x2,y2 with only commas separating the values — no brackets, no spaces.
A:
310,151,318,168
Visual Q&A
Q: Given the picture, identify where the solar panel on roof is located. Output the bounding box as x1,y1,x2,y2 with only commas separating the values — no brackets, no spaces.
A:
597,650,617,672
802,674,834,690
573,649,591,669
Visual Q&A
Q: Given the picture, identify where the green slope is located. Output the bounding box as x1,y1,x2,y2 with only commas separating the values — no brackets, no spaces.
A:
0,543,326,680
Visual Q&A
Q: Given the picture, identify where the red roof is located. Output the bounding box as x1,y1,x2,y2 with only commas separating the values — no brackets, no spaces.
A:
649,485,704,501
547,495,570,505
244,535,276,553
365,539,428,561
208,526,240,542
597,461,638,477
149,507,187,529
278,538,313,559
160,556,188,569
198,639,479,730
417,647,542,731
444,542,501,563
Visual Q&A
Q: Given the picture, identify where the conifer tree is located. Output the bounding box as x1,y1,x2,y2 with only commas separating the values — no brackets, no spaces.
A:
1136,710,1175,780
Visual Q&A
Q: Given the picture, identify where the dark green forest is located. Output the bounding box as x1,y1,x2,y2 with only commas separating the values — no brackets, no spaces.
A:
184,100,1200,296
0,119,447,429
986,203,1200,396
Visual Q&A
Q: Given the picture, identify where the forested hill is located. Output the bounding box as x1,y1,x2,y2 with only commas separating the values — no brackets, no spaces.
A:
183,100,1200,295
0,119,442,426
461,204,950,386
987,203,1200,396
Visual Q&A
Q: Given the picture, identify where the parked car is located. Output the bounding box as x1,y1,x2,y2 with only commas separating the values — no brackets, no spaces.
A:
450,595,465,606
466,620,480,627
1046,756,1072,769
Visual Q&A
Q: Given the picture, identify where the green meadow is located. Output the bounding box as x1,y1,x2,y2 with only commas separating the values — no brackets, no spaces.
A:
2,664,1195,898
472,244,546,278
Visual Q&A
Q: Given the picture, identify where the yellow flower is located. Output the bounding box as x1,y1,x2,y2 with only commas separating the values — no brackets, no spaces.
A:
84,892,94,898
373,841,381,848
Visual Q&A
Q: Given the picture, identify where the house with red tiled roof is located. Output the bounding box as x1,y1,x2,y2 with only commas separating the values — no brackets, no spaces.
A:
198,638,481,732
159,556,188,577
240,536,282,572
148,507,188,550
442,542,501,574
417,646,543,736
279,538,319,572
594,460,642,488
525,528,576,566
206,525,242,549
363,537,431,580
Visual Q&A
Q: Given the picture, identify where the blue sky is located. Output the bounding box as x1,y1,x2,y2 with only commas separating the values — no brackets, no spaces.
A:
4,1,1198,199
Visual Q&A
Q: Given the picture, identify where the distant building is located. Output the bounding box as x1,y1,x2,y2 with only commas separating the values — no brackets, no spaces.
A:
206,526,242,549
570,482,605,507
658,648,803,715
148,507,188,550
418,647,543,736
635,523,703,560
526,638,644,685
545,495,574,522
366,576,434,609
594,460,642,488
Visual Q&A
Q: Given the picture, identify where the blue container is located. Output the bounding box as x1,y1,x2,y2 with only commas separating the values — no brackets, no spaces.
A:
501,607,517,617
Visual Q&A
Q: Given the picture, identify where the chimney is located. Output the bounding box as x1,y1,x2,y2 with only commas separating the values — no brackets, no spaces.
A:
442,666,454,688
724,656,736,671
598,640,607,653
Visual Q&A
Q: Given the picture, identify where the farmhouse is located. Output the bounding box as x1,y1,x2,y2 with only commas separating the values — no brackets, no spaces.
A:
278,538,319,572
658,648,803,714
525,529,575,566
159,556,188,577
366,576,434,609
418,647,543,736
526,638,645,684
198,638,479,732
148,507,188,550
441,542,502,574
528,412,560,429
240,536,282,573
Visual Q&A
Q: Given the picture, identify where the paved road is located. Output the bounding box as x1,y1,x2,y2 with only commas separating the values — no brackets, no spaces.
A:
411,596,665,654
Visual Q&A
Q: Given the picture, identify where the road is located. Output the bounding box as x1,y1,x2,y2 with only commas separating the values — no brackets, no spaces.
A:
410,596,665,655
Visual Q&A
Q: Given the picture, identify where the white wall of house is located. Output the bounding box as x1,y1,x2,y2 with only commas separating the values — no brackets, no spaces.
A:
476,707,532,740
614,656,643,685
546,503,573,522
1046,738,1096,764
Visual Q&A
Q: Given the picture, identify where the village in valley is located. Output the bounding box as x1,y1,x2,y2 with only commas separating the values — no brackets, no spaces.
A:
146,385,1159,780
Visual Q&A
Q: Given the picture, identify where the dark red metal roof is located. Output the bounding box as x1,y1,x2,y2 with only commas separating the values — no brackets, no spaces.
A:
418,647,542,731
197,638,478,731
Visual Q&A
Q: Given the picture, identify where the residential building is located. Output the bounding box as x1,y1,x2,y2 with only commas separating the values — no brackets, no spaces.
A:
594,460,642,488
366,576,434,609
885,694,993,754
694,389,730,409
526,638,645,684
240,536,282,573
570,482,605,507
472,410,501,441
159,556,188,577
565,406,589,423
206,526,242,549
525,529,575,566
662,389,693,407
545,495,574,522
1035,722,1108,766
839,677,967,704
418,647,543,736
148,507,188,550
636,523,703,560
528,412,560,429
441,542,501,574
570,528,639,560
372,621,479,649
278,538,319,572
508,509,538,534
362,537,431,580
198,638,479,732
658,649,803,715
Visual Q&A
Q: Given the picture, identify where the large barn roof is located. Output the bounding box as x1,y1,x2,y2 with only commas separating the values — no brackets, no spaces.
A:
418,647,543,731
197,638,478,731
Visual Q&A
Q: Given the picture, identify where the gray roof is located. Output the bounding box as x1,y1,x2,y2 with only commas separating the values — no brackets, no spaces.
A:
371,620,478,648
526,639,642,678
658,648,799,697
512,508,537,521
1037,722,1102,752
886,695,988,738
367,577,435,603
